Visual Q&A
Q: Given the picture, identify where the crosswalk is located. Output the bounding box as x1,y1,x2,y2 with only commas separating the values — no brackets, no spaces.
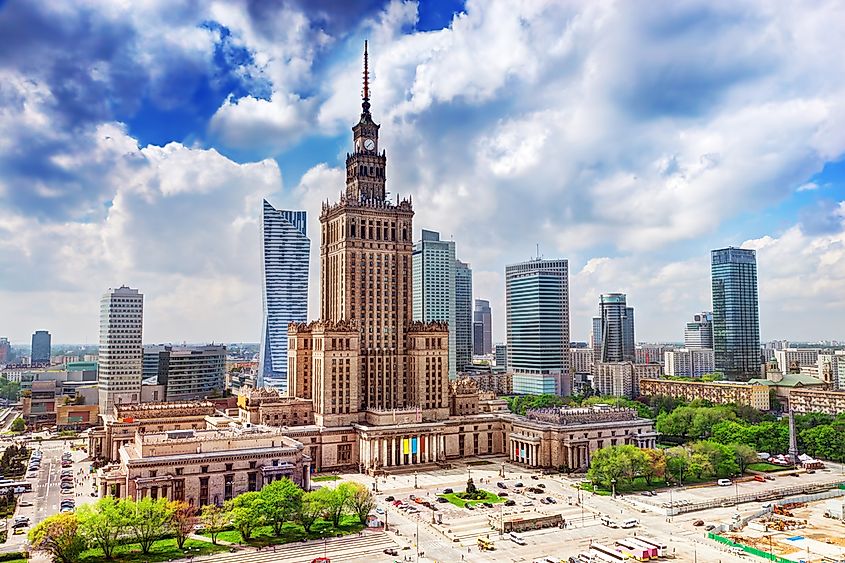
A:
194,532,401,563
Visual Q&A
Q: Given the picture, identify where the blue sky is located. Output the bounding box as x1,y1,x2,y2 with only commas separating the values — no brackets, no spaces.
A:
1,0,844,345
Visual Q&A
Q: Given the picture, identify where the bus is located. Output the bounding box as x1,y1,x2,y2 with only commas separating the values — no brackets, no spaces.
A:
615,540,650,561
625,538,657,559
633,537,667,557
589,543,629,562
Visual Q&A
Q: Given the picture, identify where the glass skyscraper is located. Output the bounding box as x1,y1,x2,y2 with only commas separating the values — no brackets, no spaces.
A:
454,260,473,374
506,258,570,395
412,229,457,378
31,330,51,364
598,293,635,363
259,200,310,392
711,247,760,379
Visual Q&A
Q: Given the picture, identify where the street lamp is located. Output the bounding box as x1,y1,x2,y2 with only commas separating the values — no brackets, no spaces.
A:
611,478,617,498
414,471,418,489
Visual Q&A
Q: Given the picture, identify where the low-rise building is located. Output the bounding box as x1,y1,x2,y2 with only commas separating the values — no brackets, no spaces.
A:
664,348,715,378
639,378,770,410
98,425,311,504
789,388,845,415
458,371,513,395
817,351,845,390
593,362,661,398
748,365,827,409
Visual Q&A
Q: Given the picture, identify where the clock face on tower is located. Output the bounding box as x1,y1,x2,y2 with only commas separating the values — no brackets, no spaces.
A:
364,138,375,151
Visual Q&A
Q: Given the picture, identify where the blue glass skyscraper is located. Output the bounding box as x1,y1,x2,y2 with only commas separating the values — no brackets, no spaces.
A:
259,200,310,392
711,247,760,379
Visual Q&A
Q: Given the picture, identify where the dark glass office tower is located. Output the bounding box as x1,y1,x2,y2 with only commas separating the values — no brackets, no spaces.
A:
711,247,760,379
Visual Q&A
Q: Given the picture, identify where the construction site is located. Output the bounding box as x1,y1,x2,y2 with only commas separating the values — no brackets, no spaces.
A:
711,493,845,562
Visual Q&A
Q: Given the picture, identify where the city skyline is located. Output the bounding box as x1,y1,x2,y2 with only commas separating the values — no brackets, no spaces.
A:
2,1,845,345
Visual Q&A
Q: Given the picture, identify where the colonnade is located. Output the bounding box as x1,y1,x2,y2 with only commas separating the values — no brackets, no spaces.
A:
360,433,445,471
510,437,540,467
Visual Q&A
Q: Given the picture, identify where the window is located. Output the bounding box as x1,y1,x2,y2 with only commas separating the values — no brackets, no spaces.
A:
149,470,157,478
201,465,209,473
338,443,352,463
175,468,183,476
247,472,257,492
224,474,234,501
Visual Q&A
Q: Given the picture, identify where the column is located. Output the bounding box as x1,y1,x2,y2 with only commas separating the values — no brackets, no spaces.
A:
390,437,396,467
382,438,388,468
533,444,538,467
423,435,429,463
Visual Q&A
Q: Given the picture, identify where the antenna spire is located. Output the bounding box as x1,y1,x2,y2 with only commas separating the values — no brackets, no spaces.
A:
361,40,371,116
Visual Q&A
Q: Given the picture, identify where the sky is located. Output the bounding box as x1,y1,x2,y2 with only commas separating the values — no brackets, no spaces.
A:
1,0,845,346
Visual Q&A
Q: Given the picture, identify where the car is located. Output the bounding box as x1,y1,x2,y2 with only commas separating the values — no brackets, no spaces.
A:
499,492,508,496
482,502,493,508
383,548,398,556
807,469,816,474
537,483,545,488
620,519,639,529
753,475,766,483
531,475,539,480
18,501,32,507
705,524,716,531
11,522,27,529
522,500,533,506
540,498,549,504
443,488,453,494
392,500,403,506
693,520,705,526
497,482,507,489
765,475,775,481
761,502,772,509
508,532,527,545
504,500,516,507
384,496,394,502
436,497,449,503
466,504,475,511
545,497,556,504
375,508,385,514
514,482,524,488
409,494,416,500
717,479,732,486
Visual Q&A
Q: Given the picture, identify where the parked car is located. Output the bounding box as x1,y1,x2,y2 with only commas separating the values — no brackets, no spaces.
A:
436,497,449,503
522,500,533,506
19,501,32,507
443,488,453,494
504,500,516,507
383,548,398,556
705,524,716,531
514,482,524,488
466,504,475,511
545,496,556,504
482,502,493,508
753,475,766,482
384,496,394,502
499,492,508,497
537,483,545,488
717,479,732,486
497,482,507,489
693,520,705,526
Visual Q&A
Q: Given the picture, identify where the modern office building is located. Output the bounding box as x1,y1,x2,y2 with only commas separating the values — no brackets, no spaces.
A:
455,260,473,373
98,286,144,414
473,299,493,355
599,293,635,363
818,351,845,390
495,343,508,370
412,230,457,378
506,259,570,395
0,337,10,365
684,312,714,349
590,317,602,364
31,330,51,364
711,247,760,379
664,348,716,378
259,200,310,393
570,347,594,375
774,348,821,374
143,345,226,401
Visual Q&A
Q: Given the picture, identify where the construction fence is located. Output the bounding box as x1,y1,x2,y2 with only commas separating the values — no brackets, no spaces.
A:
707,532,792,563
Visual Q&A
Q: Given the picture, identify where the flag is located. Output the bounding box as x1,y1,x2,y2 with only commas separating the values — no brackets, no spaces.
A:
402,438,410,454
411,437,418,454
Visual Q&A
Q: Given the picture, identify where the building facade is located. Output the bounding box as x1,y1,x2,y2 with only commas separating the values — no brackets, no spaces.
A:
506,259,570,396
0,337,10,365
599,294,634,362
98,286,144,415
664,348,715,378
818,351,845,390
495,343,508,370
711,247,760,379
412,230,457,379
774,348,821,374
570,347,593,375
473,299,493,355
31,330,51,364
788,388,845,416
592,362,661,399
143,345,226,401
455,260,473,373
259,200,310,393
684,312,713,349
639,378,770,410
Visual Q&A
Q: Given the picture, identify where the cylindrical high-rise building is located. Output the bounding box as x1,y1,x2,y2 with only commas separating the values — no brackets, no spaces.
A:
711,247,760,379
599,293,635,363
98,286,143,414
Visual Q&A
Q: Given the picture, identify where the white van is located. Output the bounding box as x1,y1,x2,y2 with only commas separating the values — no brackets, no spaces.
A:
509,532,527,545
621,519,639,529
717,479,732,486
600,516,618,528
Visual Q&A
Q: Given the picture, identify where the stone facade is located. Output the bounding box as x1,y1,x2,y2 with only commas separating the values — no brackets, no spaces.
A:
788,388,845,415
639,378,770,410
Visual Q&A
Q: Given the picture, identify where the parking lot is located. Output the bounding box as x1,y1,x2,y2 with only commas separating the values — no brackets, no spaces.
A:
4,438,97,552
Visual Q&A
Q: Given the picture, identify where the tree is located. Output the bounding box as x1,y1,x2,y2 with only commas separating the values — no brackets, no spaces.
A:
200,504,229,545
665,447,690,485
10,417,25,433
348,482,376,524
168,501,195,550
312,483,353,527
688,452,713,480
259,478,303,537
731,444,759,474
296,491,325,533
77,498,126,560
226,491,263,541
587,446,633,489
29,513,87,563
121,497,173,554
641,449,666,485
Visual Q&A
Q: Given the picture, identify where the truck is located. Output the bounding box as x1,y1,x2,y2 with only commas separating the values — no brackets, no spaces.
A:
477,537,495,551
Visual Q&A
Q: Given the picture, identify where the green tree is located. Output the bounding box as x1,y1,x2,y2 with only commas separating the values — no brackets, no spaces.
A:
200,504,229,545
688,452,713,480
711,420,752,446
226,491,263,541
641,449,666,485
731,443,759,474
168,501,195,550
77,498,126,560
587,445,635,489
29,513,87,563
312,483,353,527
348,482,376,524
259,478,303,537
121,496,173,554
10,417,25,433
296,491,325,533
665,447,690,485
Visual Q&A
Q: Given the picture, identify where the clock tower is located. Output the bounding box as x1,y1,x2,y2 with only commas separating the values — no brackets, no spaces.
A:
346,41,387,202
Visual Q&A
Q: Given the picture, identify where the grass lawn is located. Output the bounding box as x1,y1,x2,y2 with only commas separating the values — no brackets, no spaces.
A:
79,538,227,563
311,475,341,482
748,462,790,472
439,490,504,507
205,515,363,547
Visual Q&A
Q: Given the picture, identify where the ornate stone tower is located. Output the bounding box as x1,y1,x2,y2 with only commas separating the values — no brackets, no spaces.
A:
289,42,449,427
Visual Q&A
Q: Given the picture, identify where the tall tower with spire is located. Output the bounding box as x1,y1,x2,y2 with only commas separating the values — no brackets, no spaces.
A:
288,42,450,428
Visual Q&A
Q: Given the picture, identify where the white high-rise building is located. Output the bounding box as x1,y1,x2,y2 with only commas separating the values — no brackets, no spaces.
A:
774,348,821,373
664,348,715,378
259,200,310,393
98,286,143,414
412,230,457,378
684,312,713,349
